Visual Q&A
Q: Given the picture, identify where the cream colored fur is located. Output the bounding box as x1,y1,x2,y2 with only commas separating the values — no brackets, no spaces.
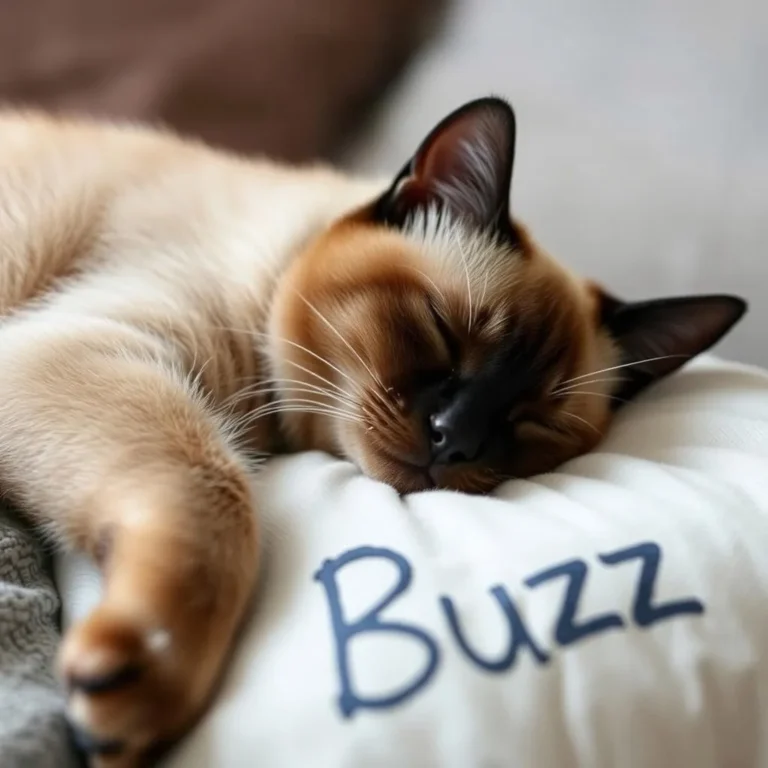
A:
0,108,627,767
0,112,384,766
0,112,385,517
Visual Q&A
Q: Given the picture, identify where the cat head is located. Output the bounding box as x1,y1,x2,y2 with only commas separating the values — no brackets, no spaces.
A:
269,97,746,493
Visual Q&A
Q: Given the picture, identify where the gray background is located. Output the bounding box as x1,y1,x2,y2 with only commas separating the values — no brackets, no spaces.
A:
342,0,768,366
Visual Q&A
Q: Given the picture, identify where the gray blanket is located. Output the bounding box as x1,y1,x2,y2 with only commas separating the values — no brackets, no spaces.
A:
0,508,78,767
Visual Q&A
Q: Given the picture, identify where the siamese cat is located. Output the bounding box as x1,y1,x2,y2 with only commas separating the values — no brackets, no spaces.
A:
0,98,745,765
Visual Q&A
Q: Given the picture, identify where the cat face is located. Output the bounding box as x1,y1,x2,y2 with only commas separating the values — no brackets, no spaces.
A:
270,98,746,494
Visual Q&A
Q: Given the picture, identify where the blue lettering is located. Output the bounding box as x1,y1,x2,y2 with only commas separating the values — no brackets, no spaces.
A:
525,559,625,645
314,546,440,718
441,586,549,671
599,542,704,627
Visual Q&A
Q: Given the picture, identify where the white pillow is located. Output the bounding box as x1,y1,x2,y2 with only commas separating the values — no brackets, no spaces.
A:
57,357,768,767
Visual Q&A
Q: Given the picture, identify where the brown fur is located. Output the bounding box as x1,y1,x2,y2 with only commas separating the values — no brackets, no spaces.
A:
272,217,612,493
0,100,744,765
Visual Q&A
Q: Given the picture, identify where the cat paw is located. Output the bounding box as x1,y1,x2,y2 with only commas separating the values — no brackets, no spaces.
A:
59,608,196,767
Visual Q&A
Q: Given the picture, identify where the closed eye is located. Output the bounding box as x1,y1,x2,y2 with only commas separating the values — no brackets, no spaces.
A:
514,411,574,441
428,301,461,363
513,401,573,437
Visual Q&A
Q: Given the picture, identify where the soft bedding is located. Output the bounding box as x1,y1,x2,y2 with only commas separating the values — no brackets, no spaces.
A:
56,357,768,767
0,510,78,768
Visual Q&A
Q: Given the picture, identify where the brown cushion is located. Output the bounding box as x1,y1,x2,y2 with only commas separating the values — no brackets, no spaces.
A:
0,0,444,161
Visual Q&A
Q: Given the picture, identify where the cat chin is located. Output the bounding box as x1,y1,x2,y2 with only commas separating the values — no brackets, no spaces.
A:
348,439,500,496
337,435,424,493
347,447,435,494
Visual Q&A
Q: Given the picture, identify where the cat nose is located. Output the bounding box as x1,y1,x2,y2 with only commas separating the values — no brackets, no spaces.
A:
428,408,485,465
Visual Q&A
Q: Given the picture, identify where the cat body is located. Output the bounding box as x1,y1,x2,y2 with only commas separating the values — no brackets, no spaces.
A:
0,113,380,764
0,100,745,765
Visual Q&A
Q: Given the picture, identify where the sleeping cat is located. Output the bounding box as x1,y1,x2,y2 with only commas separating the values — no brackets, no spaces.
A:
0,97,745,765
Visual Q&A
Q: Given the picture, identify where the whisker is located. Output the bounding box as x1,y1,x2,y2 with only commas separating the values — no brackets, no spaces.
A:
210,324,352,392
556,391,627,404
274,384,356,409
230,387,356,413
235,376,336,397
557,355,689,387
255,410,360,429
361,401,411,442
210,322,394,425
559,410,601,435
232,403,361,430
478,270,489,312
243,327,359,392
229,410,360,439
230,379,356,410
187,354,213,395
552,377,628,396
370,387,397,413
294,292,386,390
248,397,357,419
243,405,360,424
279,358,351,397
210,323,379,411
456,239,474,331
402,265,449,307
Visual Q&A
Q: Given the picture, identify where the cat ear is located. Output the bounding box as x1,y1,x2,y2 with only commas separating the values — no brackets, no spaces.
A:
376,97,516,232
600,293,747,400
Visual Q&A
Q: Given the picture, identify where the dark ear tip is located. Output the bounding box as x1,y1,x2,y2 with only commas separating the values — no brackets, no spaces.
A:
710,294,748,323
453,95,516,126
481,95,515,120
730,295,748,316
657,293,747,325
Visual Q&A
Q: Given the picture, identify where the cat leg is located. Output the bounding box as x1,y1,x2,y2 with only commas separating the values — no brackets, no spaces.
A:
0,316,260,766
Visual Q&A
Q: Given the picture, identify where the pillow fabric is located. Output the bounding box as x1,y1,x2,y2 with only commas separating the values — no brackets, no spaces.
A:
57,357,768,767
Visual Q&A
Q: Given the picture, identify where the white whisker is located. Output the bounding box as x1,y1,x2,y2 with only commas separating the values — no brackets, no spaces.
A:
478,270,489,311
559,410,601,435
245,327,359,392
248,397,356,419
280,358,351,397
211,324,355,394
295,291,386,391
558,355,688,387
402,265,449,308
230,402,359,432
552,376,627,396
456,238,474,331
230,379,356,410
556,391,627,404
243,409,359,426
230,386,353,411
238,405,360,426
